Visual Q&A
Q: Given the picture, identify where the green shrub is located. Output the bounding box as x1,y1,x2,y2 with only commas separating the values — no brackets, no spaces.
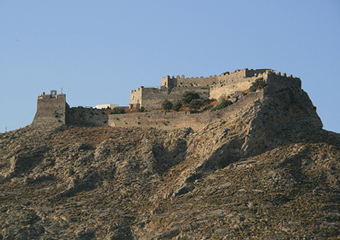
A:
111,107,125,114
137,107,145,112
249,78,266,92
211,99,232,112
181,91,200,105
161,99,173,111
189,99,202,110
172,100,182,112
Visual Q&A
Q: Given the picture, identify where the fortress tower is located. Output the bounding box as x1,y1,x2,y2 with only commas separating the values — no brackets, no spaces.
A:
32,90,69,127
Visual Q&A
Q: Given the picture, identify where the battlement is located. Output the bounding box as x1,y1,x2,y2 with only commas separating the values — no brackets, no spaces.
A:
130,68,301,109
32,69,302,129
32,90,69,127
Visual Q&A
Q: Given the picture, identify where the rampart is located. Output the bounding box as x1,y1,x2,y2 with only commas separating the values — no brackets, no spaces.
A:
32,90,69,127
111,90,264,131
32,68,302,130
209,68,272,99
130,68,277,109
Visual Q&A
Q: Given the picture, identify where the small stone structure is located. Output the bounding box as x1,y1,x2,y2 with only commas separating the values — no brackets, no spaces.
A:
94,104,119,109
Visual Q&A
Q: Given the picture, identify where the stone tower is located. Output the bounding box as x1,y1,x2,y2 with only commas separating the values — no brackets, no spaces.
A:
32,90,69,127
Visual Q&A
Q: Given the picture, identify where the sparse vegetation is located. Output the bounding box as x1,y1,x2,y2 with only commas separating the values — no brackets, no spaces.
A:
181,91,200,105
172,100,182,112
211,98,232,111
111,107,126,114
249,78,266,92
137,107,145,112
161,99,173,111
189,99,202,110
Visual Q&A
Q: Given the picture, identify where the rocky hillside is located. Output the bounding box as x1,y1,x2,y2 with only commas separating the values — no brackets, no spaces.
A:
0,84,339,239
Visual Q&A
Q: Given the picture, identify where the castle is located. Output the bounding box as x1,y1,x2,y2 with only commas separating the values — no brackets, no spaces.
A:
32,68,301,130
128,68,292,109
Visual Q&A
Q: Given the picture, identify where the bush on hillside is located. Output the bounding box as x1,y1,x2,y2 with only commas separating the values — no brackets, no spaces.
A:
211,98,233,112
162,99,173,111
181,91,200,105
172,100,182,112
111,107,126,114
189,99,202,110
137,107,145,112
249,78,266,92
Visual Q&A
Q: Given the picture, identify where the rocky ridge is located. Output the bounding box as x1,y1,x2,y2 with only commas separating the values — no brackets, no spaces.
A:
0,83,339,239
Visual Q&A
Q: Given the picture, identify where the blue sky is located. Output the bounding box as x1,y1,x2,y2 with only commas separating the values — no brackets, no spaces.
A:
1,0,340,133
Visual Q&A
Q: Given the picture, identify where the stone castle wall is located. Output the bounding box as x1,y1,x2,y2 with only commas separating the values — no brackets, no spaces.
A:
265,72,301,92
130,86,209,109
141,87,209,109
32,69,302,130
32,91,68,127
130,68,276,108
110,91,264,131
210,69,272,100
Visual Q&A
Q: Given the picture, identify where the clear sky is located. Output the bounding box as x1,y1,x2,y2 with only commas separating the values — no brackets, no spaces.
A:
1,0,339,133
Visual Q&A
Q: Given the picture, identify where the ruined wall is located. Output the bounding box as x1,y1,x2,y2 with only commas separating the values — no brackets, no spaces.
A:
245,68,272,77
32,91,68,127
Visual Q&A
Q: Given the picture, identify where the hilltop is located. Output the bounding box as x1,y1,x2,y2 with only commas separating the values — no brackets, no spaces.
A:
0,70,340,239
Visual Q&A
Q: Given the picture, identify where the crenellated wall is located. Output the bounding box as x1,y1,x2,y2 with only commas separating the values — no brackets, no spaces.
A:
32,90,69,127
131,68,276,108
130,87,143,108
209,69,272,99
32,69,302,129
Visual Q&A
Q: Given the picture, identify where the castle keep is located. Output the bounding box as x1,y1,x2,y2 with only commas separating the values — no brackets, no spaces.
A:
32,68,301,129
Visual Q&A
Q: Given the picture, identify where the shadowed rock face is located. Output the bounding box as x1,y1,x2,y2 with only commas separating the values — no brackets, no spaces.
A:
1,83,339,239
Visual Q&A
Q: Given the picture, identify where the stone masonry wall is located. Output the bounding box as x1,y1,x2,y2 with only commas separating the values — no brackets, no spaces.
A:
130,87,143,108
131,69,276,109
32,91,68,127
209,70,271,100
140,87,209,109
109,91,264,131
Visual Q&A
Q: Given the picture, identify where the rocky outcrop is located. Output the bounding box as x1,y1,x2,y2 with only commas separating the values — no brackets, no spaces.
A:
0,81,338,239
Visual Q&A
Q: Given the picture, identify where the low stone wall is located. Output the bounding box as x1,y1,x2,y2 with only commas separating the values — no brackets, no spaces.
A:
108,91,264,131
108,111,212,131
